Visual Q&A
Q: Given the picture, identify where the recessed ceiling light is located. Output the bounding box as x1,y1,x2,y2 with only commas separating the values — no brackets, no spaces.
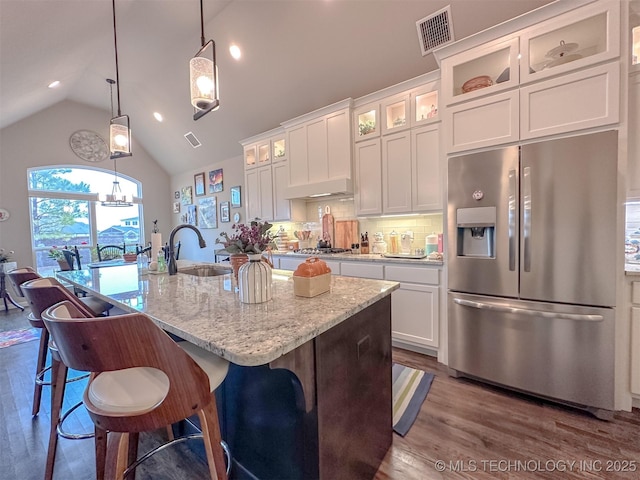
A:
48,80,61,88
153,112,163,122
229,44,241,60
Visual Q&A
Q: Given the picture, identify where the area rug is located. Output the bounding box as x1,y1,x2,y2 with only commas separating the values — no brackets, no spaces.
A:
0,327,40,349
392,363,434,437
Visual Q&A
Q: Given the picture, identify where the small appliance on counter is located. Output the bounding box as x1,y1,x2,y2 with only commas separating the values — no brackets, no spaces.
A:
400,231,413,254
372,232,387,254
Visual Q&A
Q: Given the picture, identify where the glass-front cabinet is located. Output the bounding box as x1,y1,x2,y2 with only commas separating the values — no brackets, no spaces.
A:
381,93,410,134
244,145,257,169
354,103,379,141
411,85,439,127
257,143,270,166
272,136,286,162
441,37,519,106
519,0,620,84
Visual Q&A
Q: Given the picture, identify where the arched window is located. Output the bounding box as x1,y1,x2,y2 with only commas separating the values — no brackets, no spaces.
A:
27,166,144,274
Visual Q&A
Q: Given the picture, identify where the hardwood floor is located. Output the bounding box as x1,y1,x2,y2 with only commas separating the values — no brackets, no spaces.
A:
1,308,639,479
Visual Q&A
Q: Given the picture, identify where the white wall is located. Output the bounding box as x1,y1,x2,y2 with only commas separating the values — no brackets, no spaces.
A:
170,155,245,262
0,100,171,268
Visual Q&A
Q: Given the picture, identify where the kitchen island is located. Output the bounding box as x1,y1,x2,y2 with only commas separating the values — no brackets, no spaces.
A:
57,264,399,479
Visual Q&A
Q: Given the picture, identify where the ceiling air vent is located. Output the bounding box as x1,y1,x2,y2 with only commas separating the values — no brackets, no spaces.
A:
416,5,454,56
184,131,201,148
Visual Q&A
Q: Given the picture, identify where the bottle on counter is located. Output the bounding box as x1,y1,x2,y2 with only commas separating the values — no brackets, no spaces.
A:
157,249,166,273
137,252,149,275
426,233,438,255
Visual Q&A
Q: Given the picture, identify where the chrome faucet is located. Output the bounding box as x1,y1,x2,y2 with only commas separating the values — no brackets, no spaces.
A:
168,224,207,275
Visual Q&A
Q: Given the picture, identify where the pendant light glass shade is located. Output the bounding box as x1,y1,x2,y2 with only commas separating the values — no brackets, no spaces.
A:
191,40,219,120
109,114,131,158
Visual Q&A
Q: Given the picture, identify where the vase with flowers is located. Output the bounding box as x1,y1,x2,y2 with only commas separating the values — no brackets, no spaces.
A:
216,220,275,302
0,248,15,274
48,247,70,271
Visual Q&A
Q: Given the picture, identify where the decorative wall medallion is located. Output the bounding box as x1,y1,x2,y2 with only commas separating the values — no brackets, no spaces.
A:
69,130,109,162
0,208,9,222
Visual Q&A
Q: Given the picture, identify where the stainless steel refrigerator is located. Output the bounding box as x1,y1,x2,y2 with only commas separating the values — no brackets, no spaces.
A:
447,130,617,417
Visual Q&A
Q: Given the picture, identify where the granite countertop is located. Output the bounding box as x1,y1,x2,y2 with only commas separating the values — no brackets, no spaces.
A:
56,264,399,366
272,251,444,266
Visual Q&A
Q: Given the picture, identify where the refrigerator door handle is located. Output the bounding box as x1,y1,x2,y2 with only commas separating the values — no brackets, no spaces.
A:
523,166,532,272
453,298,604,322
508,169,517,271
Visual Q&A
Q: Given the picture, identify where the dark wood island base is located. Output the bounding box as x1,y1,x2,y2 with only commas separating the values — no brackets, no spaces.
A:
222,295,392,480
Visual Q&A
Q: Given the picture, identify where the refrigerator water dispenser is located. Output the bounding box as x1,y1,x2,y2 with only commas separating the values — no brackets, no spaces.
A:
456,207,496,258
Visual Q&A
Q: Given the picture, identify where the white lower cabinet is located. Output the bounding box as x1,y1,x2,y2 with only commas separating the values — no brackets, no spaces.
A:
278,256,305,271
340,261,384,279
385,265,439,349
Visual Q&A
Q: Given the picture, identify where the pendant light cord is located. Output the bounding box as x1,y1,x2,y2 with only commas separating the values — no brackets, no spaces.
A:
199,0,205,47
112,0,122,117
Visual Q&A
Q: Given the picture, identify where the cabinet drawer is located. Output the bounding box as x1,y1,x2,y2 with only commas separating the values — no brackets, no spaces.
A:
385,265,439,285
340,262,384,279
520,62,619,140
446,90,519,153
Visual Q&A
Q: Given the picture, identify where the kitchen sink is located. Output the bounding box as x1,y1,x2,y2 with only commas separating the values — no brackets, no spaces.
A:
178,265,231,277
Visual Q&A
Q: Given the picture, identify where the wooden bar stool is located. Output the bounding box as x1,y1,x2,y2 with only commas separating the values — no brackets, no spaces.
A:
20,277,112,416
21,277,104,480
42,300,230,480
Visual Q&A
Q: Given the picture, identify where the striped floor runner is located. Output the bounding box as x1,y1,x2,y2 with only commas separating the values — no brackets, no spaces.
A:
392,363,434,436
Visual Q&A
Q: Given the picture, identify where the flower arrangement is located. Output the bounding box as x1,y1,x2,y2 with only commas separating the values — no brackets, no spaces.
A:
48,247,67,260
0,248,14,263
216,220,275,254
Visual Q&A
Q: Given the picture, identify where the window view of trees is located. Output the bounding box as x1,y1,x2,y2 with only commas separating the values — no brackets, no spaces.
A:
28,167,142,274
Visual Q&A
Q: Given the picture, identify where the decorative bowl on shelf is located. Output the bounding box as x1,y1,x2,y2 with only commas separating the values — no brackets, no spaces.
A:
462,75,493,93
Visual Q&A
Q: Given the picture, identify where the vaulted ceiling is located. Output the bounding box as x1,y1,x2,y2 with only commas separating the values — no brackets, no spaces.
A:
0,0,553,175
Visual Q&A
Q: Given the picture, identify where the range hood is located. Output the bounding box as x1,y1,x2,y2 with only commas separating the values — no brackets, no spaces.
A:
285,177,353,199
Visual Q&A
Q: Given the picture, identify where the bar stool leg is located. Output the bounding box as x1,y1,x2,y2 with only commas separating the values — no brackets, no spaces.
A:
198,399,228,480
32,328,49,416
45,358,67,480
95,426,108,480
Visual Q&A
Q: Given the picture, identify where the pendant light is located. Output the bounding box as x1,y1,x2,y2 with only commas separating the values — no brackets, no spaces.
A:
190,0,219,120
100,78,133,207
109,0,131,158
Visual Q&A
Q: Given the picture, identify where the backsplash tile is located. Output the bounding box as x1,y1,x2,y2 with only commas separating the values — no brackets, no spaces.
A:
271,197,443,250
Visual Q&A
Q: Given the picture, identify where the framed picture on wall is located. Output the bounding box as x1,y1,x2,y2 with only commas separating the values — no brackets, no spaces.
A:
209,168,223,193
187,205,197,226
230,186,241,207
181,186,193,205
220,201,230,223
173,201,181,214
198,196,217,229
174,191,180,199
194,172,206,197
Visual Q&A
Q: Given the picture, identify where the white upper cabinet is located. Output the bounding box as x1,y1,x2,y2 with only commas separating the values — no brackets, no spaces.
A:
282,98,353,198
241,127,303,222
439,0,621,153
519,0,620,84
352,74,442,215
